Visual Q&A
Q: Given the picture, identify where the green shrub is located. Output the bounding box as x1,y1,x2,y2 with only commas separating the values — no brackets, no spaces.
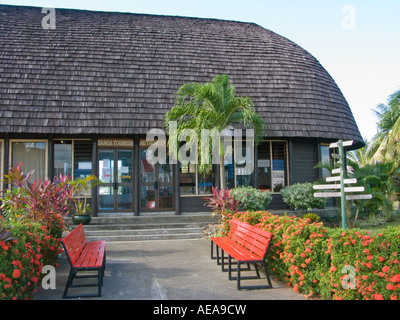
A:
281,183,326,212
230,186,272,211
303,213,321,223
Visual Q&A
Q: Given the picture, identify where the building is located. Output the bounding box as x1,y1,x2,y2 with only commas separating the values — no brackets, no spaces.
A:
0,5,364,216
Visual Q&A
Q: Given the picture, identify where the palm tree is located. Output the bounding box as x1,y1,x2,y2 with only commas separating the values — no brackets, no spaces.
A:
347,138,373,170
370,89,400,164
165,74,266,189
352,162,400,221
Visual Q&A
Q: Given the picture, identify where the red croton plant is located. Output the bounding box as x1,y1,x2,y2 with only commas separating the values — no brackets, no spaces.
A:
1,163,73,233
203,186,239,216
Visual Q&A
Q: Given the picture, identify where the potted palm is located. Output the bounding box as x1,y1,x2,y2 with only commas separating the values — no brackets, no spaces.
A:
70,175,99,225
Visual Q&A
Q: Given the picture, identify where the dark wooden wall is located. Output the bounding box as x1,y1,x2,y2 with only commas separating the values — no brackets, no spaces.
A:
289,139,318,184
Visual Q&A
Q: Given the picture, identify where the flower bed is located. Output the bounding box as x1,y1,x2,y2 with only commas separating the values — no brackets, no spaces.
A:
0,164,71,300
0,220,63,300
221,211,400,300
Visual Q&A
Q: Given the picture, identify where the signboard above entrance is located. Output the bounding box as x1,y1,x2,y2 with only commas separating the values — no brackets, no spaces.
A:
98,138,133,148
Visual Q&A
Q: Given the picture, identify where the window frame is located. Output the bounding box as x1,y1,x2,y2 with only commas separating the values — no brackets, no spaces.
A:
179,163,214,197
54,139,92,180
257,140,289,193
319,143,333,180
9,139,49,180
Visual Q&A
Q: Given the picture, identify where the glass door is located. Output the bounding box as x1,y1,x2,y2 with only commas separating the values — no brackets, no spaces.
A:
139,149,174,212
98,149,133,213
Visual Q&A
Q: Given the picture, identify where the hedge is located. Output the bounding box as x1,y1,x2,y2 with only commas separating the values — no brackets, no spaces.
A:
221,211,400,300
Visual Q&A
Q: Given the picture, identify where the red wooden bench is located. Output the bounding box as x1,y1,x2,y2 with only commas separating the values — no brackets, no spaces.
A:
62,224,106,298
211,219,273,290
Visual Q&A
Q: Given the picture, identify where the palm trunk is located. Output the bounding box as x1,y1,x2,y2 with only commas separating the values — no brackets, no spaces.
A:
219,137,226,190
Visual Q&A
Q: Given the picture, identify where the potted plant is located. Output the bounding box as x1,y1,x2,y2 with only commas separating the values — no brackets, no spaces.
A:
70,175,99,225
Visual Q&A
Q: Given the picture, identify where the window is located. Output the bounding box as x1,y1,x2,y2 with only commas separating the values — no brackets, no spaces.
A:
54,140,73,177
54,140,92,179
320,144,332,180
257,141,288,192
180,139,254,194
224,139,254,189
271,141,287,192
11,141,47,181
180,164,214,195
74,140,92,178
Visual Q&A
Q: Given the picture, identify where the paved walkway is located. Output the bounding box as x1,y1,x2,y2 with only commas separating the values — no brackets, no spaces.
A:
33,238,305,300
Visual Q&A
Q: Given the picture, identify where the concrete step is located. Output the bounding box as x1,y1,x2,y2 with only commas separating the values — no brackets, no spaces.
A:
87,213,218,225
85,230,206,242
71,213,220,242
82,222,210,231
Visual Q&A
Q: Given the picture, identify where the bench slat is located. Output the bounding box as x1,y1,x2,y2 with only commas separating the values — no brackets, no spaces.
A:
63,224,88,265
216,237,262,261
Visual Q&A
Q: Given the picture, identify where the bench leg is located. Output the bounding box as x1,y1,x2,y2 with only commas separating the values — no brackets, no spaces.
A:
235,260,273,290
63,267,104,299
228,256,232,280
262,260,273,288
211,240,215,260
63,269,76,298
216,245,221,265
221,250,224,271
254,263,261,279
97,268,102,297
237,261,241,290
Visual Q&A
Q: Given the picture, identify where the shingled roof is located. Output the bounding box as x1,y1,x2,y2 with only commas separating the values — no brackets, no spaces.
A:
0,5,363,147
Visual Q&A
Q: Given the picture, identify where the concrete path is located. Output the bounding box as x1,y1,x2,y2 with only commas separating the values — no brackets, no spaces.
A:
33,238,305,300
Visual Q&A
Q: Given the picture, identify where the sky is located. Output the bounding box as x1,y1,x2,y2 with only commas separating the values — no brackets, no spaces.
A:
1,0,399,141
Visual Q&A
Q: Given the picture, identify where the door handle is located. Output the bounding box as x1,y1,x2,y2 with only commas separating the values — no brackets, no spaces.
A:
114,182,117,190
154,181,159,189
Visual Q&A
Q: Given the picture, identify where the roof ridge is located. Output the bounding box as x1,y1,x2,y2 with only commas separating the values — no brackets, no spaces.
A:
0,4,261,28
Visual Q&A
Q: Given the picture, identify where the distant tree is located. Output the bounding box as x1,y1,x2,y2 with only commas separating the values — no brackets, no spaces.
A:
370,89,400,164
347,138,373,170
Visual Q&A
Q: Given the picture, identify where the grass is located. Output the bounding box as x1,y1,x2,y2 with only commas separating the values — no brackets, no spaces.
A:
359,215,400,234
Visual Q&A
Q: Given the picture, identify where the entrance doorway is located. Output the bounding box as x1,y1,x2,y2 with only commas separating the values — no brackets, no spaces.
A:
139,148,174,212
98,149,133,213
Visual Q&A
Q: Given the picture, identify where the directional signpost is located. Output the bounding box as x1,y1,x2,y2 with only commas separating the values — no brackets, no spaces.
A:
313,140,372,229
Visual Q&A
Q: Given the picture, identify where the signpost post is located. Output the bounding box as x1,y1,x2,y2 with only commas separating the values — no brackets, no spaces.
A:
313,140,372,229
339,140,347,229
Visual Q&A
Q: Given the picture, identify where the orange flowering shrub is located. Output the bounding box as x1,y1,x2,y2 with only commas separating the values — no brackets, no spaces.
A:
221,210,400,300
0,220,63,300
324,227,400,300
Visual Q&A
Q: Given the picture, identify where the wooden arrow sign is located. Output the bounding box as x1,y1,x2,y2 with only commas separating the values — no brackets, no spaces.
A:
329,140,354,148
314,191,369,198
314,192,342,198
346,194,373,200
313,184,342,190
313,185,364,192
326,176,357,183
